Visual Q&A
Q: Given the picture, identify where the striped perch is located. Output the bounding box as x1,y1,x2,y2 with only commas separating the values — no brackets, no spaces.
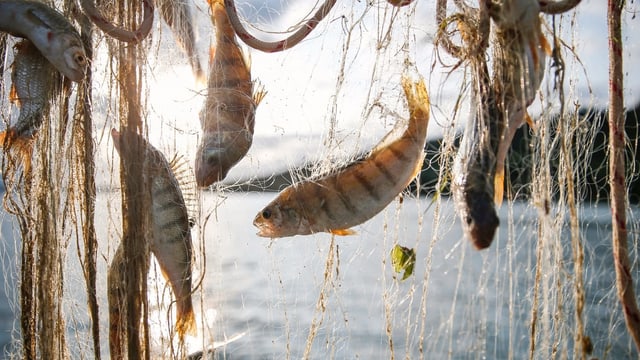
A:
111,128,196,338
253,77,430,238
194,0,265,187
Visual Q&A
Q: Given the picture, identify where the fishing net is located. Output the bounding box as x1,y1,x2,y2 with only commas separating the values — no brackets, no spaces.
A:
0,0,639,359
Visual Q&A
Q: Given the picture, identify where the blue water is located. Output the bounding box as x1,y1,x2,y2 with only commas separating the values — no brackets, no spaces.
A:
0,191,638,359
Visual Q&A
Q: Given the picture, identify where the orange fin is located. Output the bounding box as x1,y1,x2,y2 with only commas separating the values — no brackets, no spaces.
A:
539,29,552,56
0,130,34,172
208,46,216,65
525,112,536,134
494,169,505,206
329,228,357,236
195,69,206,87
176,306,197,337
252,80,267,106
9,84,20,106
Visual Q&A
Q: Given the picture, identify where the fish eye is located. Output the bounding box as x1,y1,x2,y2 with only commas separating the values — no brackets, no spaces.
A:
262,209,271,219
75,53,86,66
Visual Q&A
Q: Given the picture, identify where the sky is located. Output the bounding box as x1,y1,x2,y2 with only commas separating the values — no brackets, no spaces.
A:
60,0,640,185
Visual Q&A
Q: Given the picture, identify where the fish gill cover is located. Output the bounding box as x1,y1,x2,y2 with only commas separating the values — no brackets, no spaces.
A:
0,0,639,359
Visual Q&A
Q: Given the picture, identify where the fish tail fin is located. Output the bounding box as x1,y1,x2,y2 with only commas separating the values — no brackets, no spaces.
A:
195,65,207,87
209,0,233,36
0,130,34,170
401,76,431,140
494,168,505,206
176,301,197,337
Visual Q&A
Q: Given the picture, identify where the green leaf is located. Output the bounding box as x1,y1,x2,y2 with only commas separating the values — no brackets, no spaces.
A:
390,245,416,281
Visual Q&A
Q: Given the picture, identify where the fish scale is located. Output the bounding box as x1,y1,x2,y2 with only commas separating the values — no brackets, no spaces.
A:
9,40,59,137
0,40,59,169
253,77,430,238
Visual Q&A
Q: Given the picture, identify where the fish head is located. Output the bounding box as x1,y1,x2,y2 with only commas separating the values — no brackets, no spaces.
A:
463,190,499,250
194,131,251,187
48,32,87,82
253,190,307,238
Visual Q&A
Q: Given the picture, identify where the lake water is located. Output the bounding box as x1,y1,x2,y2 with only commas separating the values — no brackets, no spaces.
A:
0,191,638,359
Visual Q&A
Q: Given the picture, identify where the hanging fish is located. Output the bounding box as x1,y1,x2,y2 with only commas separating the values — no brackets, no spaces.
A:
111,128,196,338
489,0,551,205
0,40,60,169
157,0,204,83
253,77,430,238
0,0,87,81
451,59,502,250
194,0,266,187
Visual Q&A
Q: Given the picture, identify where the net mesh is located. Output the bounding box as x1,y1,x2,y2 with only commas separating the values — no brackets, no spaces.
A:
0,0,639,359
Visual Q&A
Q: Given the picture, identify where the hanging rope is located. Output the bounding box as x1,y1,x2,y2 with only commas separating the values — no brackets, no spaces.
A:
607,0,640,351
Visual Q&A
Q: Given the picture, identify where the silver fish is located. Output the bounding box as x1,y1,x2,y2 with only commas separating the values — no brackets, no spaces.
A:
111,128,196,337
0,0,87,81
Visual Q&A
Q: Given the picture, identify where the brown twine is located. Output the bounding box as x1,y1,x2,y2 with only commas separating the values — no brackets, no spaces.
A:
110,0,152,358
0,40,71,360
74,7,102,358
607,0,640,351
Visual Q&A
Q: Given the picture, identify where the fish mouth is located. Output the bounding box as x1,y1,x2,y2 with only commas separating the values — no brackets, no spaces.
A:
253,216,274,238
63,67,85,83
194,147,228,187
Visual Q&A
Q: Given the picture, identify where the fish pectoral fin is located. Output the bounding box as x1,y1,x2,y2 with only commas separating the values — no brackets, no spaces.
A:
525,112,537,134
539,27,552,56
329,228,357,236
494,169,505,206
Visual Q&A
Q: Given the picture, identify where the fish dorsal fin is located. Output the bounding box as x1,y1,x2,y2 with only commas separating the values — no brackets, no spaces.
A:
252,80,267,106
168,153,198,224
